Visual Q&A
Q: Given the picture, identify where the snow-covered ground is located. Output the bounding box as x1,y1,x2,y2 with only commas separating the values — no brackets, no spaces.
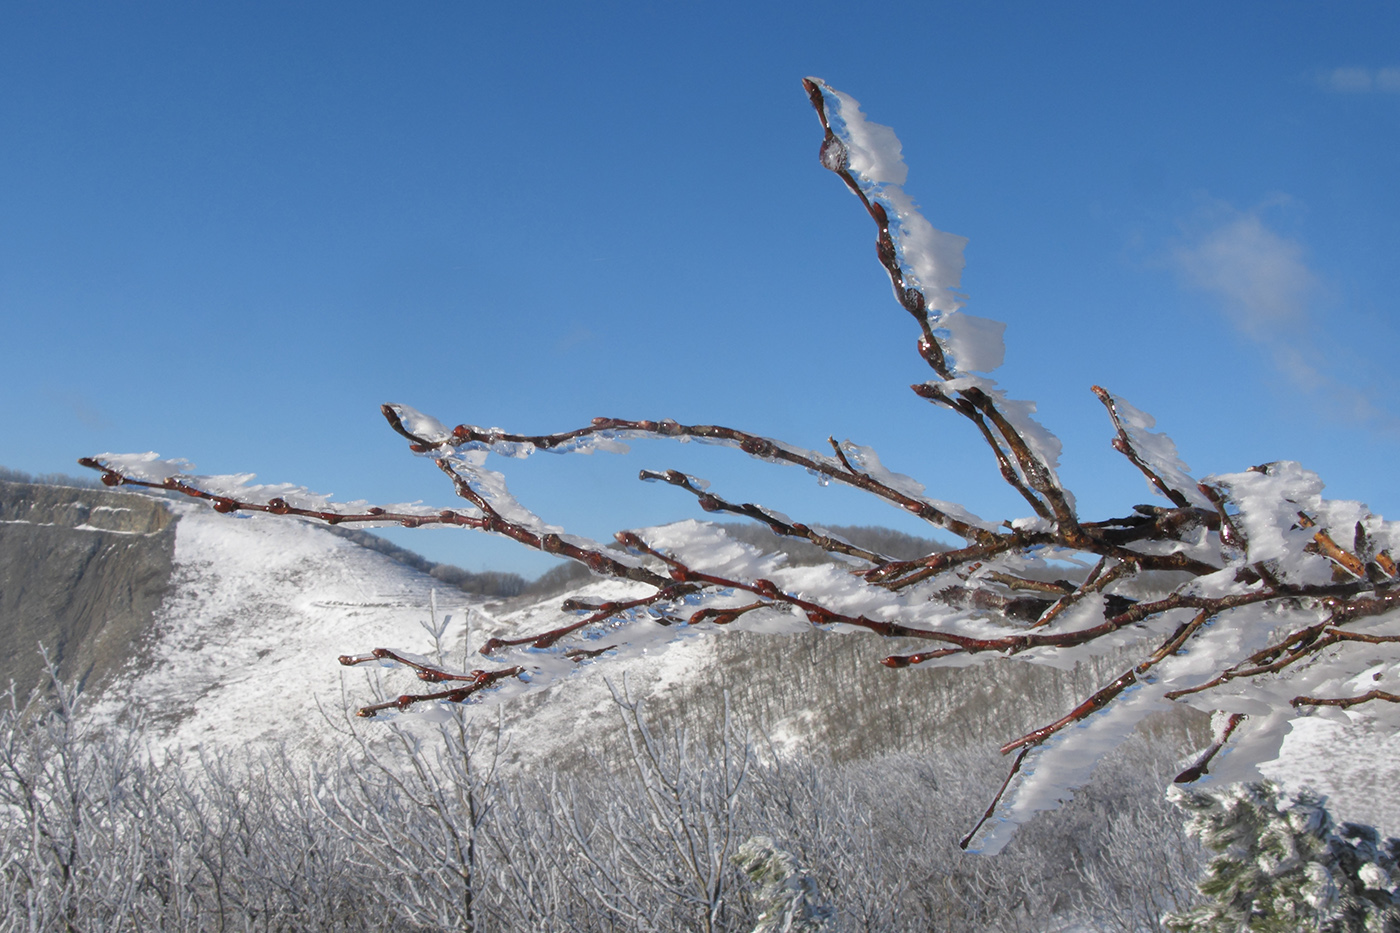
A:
85,498,1400,837
1264,716,1400,836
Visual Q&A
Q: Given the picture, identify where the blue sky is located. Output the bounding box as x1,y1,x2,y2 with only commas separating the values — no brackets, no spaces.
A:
3,3,1398,577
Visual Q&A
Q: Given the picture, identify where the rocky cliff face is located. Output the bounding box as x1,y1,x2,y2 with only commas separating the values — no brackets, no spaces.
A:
0,481,176,694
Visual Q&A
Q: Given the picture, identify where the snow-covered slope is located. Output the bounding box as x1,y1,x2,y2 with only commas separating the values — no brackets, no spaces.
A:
85,501,716,766
83,498,1400,836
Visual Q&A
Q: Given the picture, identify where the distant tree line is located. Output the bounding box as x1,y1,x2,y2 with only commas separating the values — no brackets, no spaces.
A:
0,465,100,489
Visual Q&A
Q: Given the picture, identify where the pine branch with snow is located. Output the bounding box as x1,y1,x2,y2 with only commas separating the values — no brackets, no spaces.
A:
1165,782,1400,932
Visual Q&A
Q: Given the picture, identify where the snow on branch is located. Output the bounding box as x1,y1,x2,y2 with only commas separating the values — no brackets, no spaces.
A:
80,79,1400,855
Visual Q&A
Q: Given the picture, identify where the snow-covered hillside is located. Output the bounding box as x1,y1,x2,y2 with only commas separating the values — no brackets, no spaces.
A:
81,497,1400,836
84,500,716,767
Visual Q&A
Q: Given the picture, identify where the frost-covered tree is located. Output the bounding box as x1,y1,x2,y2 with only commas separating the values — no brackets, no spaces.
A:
1165,782,1400,932
0,654,1204,931
80,78,1400,851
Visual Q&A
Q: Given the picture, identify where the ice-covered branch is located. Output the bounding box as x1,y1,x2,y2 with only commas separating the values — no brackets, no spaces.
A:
804,77,1078,534
77,79,1400,856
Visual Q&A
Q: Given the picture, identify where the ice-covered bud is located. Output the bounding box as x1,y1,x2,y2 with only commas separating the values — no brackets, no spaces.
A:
900,287,925,315
877,229,897,268
740,436,776,457
819,134,847,172
211,498,238,514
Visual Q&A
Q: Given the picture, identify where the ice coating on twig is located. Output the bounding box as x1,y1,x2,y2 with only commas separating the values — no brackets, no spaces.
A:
636,519,786,582
1210,462,1333,569
89,453,437,519
442,448,563,534
818,79,1012,384
391,404,454,446
95,452,196,484
822,85,969,317
836,440,994,531
1098,391,1212,508
812,79,1068,507
941,375,1068,483
968,592,1326,853
939,310,1007,374
967,680,1173,854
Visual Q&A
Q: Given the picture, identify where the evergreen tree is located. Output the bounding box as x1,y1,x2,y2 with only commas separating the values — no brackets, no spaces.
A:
733,836,833,933
1166,782,1400,932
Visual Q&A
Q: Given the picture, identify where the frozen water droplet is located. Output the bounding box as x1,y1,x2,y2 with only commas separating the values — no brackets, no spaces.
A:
820,135,848,172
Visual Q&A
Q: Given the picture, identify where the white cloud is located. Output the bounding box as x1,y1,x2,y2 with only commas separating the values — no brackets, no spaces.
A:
1317,66,1400,94
1171,208,1315,337
1171,203,1400,433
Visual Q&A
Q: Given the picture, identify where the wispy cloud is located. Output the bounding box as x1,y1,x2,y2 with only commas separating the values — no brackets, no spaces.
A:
1171,202,1400,433
552,326,595,355
1172,208,1315,337
47,389,109,431
1316,66,1400,94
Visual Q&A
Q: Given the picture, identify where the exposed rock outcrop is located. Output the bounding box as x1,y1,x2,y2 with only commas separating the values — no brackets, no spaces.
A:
0,481,176,694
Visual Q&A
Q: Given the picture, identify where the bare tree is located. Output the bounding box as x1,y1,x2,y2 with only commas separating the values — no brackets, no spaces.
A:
79,77,1400,852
